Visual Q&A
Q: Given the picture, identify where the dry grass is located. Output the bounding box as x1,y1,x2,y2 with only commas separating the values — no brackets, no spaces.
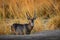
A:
46,16,60,30
0,0,60,35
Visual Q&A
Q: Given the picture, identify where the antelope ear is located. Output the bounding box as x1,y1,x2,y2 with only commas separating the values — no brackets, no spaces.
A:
26,12,30,20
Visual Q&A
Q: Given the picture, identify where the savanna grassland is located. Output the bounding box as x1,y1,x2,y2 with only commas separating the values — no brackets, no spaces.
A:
0,0,60,35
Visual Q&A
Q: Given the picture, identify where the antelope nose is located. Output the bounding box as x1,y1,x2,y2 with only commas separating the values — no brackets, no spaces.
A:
31,23,34,26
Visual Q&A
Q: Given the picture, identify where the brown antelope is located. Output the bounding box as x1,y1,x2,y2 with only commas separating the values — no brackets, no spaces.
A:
11,12,37,35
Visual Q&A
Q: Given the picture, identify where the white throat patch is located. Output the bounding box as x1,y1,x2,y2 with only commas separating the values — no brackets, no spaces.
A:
31,23,34,26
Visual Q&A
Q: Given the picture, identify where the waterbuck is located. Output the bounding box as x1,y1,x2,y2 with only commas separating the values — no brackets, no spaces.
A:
11,12,37,35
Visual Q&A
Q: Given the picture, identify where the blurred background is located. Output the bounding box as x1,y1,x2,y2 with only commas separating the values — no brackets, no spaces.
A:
0,0,60,35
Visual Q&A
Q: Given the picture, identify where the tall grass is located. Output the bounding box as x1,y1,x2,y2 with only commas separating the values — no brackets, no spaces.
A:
0,0,60,35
